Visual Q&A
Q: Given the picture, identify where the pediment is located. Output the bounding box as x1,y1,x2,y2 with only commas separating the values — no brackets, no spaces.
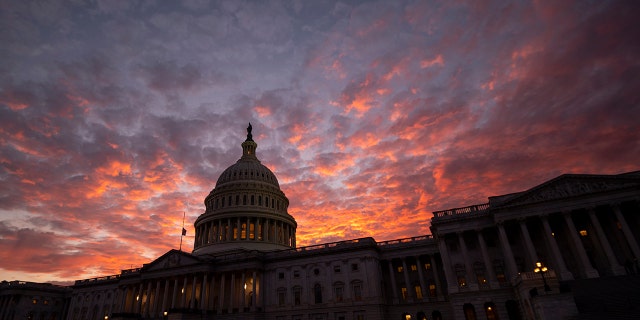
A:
496,172,640,208
142,249,202,272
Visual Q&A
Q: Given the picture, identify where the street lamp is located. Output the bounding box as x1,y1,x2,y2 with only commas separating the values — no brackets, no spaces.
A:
534,261,551,292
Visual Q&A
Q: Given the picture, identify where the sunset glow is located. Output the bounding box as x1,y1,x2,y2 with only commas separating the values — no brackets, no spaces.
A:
1,1,639,284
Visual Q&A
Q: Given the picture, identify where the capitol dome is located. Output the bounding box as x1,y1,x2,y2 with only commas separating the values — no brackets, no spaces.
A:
192,124,297,255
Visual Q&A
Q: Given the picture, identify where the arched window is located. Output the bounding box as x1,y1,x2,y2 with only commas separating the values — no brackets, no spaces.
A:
505,300,522,320
258,196,262,206
351,280,363,301
417,312,427,320
251,195,255,205
265,196,269,207
314,284,322,304
432,310,443,320
464,303,477,320
485,302,499,320
402,313,412,320
243,195,247,205
236,195,240,205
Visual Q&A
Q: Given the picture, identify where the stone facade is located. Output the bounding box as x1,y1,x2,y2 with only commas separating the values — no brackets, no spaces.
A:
2,128,640,320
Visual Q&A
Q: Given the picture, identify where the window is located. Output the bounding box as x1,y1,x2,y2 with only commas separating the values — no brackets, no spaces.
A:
397,266,404,273
352,282,362,301
410,264,418,272
414,285,423,299
458,277,467,288
243,195,247,205
293,287,301,306
278,272,285,280
236,195,240,205
241,223,247,239
424,263,432,270
258,196,262,206
334,265,341,273
293,270,300,278
351,263,359,271
401,287,408,300
579,229,588,237
335,285,344,302
354,311,365,320
429,283,437,297
314,284,323,303
249,223,255,239
32,299,38,304
251,195,255,205
314,268,320,276
277,289,286,306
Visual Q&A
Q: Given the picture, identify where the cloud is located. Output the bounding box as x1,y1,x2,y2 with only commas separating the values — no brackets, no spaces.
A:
1,0,639,283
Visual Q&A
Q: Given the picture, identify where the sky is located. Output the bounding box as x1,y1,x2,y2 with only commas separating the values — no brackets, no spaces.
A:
1,0,639,283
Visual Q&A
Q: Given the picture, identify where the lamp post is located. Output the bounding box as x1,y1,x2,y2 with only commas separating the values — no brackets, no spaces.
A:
534,261,551,292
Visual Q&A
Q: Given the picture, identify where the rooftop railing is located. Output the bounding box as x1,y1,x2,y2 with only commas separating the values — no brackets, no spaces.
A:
432,203,490,218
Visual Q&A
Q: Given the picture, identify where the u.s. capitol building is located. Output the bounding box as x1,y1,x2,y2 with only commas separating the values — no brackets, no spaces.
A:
2,126,640,320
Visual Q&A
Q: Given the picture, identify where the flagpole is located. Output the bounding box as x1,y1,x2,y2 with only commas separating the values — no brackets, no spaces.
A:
179,211,186,251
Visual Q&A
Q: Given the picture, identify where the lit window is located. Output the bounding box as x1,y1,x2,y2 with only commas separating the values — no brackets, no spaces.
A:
334,265,341,273
293,270,300,278
351,263,359,271
579,230,588,237
401,287,408,300
32,299,38,304
410,264,417,271
397,266,404,273
278,290,286,306
458,277,467,288
424,263,432,270
415,285,423,299
429,283,437,297
293,287,301,305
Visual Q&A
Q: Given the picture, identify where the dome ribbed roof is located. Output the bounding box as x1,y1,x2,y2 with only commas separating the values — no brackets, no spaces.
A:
215,159,280,187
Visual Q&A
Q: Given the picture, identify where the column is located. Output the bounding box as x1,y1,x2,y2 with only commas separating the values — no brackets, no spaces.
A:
201,274,208,311
457,232,478,290
265,219,270,242
241,272,246,308
219,273,225,311
227,218,232,241
209,274,216,310
497,223,519,281
429,254,445,300
613,204,640,259
161,279,170,315
171,279,179,308
252,271,257,309
136,283,144,313
120,286,129,313
540,215,573,280
563,212,599,278
401,259,413,300
152,280,161,317
387,260,399,302
230,273,236,310
217,220,222,242
437,238,458,293
0,296,9,320
190,275,197,308
477,230,498,289
415,256,427,300
144,281,152,316
181,277,188,307
589,208,625,275
519,219,539,268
